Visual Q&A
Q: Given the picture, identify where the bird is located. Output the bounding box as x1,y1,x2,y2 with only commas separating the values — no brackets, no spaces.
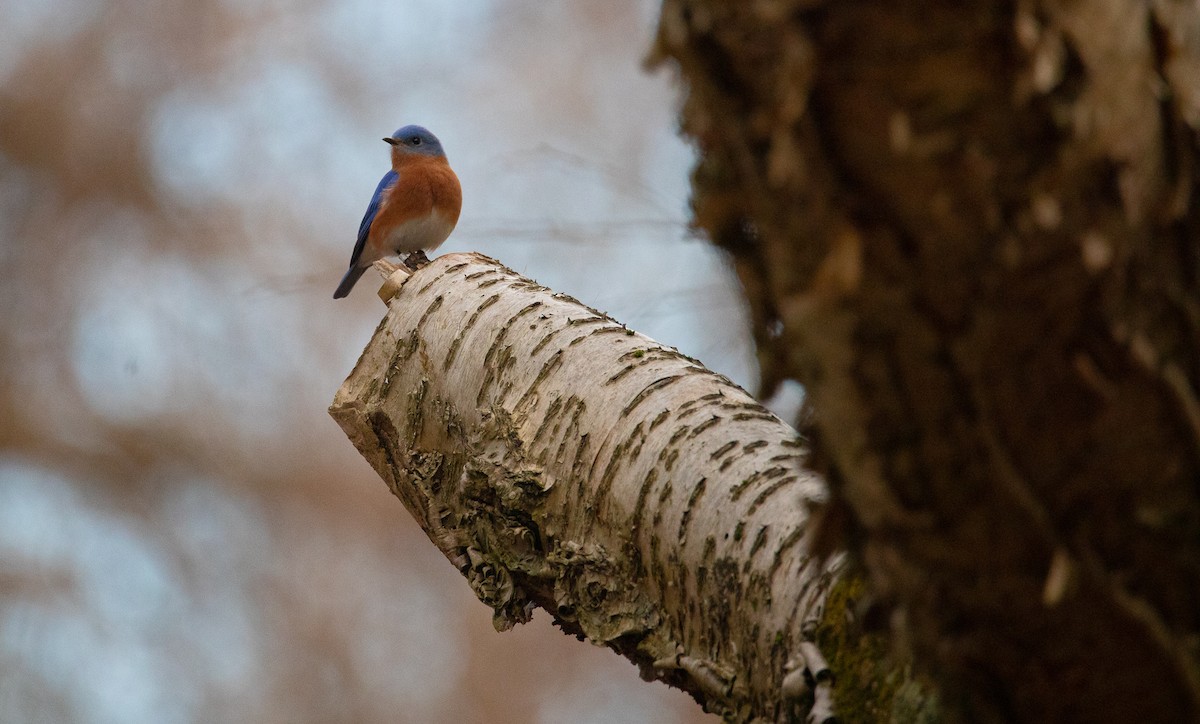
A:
333,125,462,299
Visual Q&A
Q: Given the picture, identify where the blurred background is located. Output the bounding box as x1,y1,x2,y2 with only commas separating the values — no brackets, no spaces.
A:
0,0,790,721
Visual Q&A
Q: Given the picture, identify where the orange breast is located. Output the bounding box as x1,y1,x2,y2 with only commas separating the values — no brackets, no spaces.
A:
367,155,462,255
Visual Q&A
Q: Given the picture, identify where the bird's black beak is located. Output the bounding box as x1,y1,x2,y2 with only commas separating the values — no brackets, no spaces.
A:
383,137,399,145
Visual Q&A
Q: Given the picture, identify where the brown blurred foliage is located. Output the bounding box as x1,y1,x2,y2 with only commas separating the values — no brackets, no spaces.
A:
0,0,726,721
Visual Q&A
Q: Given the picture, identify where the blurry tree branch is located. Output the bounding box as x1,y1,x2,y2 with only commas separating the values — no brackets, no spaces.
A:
330,254,926,721
650,1,1200,721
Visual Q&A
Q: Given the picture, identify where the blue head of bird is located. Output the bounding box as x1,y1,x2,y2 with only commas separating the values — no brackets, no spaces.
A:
383,125,446,159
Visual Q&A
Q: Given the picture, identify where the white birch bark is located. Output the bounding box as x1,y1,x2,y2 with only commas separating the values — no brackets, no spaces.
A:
330,253,843,721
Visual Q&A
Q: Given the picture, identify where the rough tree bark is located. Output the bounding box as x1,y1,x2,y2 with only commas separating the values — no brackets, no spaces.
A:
331,255,874,721
651,0,1200,721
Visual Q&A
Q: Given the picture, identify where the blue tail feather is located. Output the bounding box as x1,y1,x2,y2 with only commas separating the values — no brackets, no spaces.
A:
333,265,367,299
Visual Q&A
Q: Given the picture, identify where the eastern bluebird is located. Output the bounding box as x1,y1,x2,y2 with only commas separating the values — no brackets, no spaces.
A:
333,125,462,299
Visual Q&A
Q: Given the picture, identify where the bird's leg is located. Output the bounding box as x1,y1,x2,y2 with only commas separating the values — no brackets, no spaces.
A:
403,250,431,269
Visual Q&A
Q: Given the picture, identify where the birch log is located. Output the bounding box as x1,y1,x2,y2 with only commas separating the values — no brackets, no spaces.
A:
329,253,846,721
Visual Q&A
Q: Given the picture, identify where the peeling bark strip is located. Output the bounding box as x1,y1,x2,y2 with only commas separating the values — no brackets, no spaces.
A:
330,253,842,721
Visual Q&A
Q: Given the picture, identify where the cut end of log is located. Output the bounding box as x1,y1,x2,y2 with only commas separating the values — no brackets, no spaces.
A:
371,259,411,303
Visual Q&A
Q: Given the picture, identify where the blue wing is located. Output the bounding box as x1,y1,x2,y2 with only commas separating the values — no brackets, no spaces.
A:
346,169,398,269
333,169,400,298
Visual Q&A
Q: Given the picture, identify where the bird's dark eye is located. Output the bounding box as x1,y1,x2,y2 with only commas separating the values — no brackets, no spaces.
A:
410,136,422,145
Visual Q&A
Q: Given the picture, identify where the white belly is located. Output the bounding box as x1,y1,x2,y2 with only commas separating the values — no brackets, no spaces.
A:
381,211,456,255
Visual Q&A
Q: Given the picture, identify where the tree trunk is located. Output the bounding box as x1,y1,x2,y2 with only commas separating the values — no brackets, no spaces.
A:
331,254,867,721
651,1,1200,720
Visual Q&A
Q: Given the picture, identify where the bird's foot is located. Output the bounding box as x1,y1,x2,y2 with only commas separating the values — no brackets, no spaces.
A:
403,250,431,269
